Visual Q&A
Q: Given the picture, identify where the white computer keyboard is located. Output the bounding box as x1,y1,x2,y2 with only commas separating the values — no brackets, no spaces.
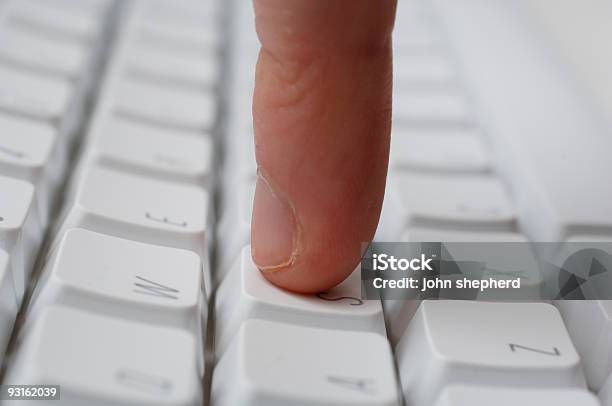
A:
0,0,611,405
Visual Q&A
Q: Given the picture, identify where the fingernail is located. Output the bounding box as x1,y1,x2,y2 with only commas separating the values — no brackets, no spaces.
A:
251,168,300,271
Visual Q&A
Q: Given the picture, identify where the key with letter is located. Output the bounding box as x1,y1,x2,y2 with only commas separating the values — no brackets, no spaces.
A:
5,306,202,406
212,320,399,406
215,246,385,355
396,301,586,406
29,228,204,337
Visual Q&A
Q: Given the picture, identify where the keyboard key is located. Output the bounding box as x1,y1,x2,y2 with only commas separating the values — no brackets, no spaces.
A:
87,117,213,186
600,372,612,406
396,301,586,406
5,307,202,406
0,113,62,224
114,79,216,132
212,320,399,406
30,229,205,338
394,53,456,86
393,89,472,127
215,247,385,355
0,250,18,365
8,0,101,43
556,300,612,391
126,46,218,88
0,26,87,79
403,228,543,298
137,2,218,53
216,179,254,278
434,385,601,406
377,173,516,240
389,131,490,173
0,176,40,302
58,167,211,293
0,64,72,123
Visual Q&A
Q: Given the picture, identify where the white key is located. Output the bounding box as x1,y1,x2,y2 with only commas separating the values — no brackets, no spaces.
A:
8,0,101,43
434,385,601,406
396,301,586,406
377,173,516,241
383,230,542,345
30,229,204,337
394,53,456,86
212,320,399,406
552,237,612,390
600,372,612,406
5,307,202,406
0,176,40,302
136,22,218,56
126,46,218,88
216,179,254,279
137,2,218,52
404,228,543,297
389,131,490,173
393,89,472,127
215,246,385,355
87,117,213,186
556,300,612,391
0,250,18,365
434,0,612,240
114,79,216,132
0,64,72,123
0,26,87,79
23,0,111,16
58,167,210,293
0,113,62,224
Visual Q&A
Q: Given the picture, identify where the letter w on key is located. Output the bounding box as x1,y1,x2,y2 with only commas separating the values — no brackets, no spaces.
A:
133,276,180,300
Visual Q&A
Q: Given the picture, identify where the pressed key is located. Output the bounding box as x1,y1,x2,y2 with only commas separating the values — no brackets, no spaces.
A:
5,307,202,406
389,131,490,173
0,250,18,365
215,247,385,355
377,173,516,241
0,176,40,302
0,113,62,224
212,320,399,406
126,46,219,88
396,301,586,406
87,117,213,186
30,229,204,337
0,26,87,79
113,79,216,132
0,64,72,123
57,166,211,295
434,385,601,406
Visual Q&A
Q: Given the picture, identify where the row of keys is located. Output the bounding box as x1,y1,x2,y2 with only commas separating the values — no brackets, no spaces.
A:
5,0,222,404
0,0,115,365
382,1,604,405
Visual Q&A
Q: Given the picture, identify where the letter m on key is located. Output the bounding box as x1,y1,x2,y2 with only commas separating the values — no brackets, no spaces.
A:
133,276,180,300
